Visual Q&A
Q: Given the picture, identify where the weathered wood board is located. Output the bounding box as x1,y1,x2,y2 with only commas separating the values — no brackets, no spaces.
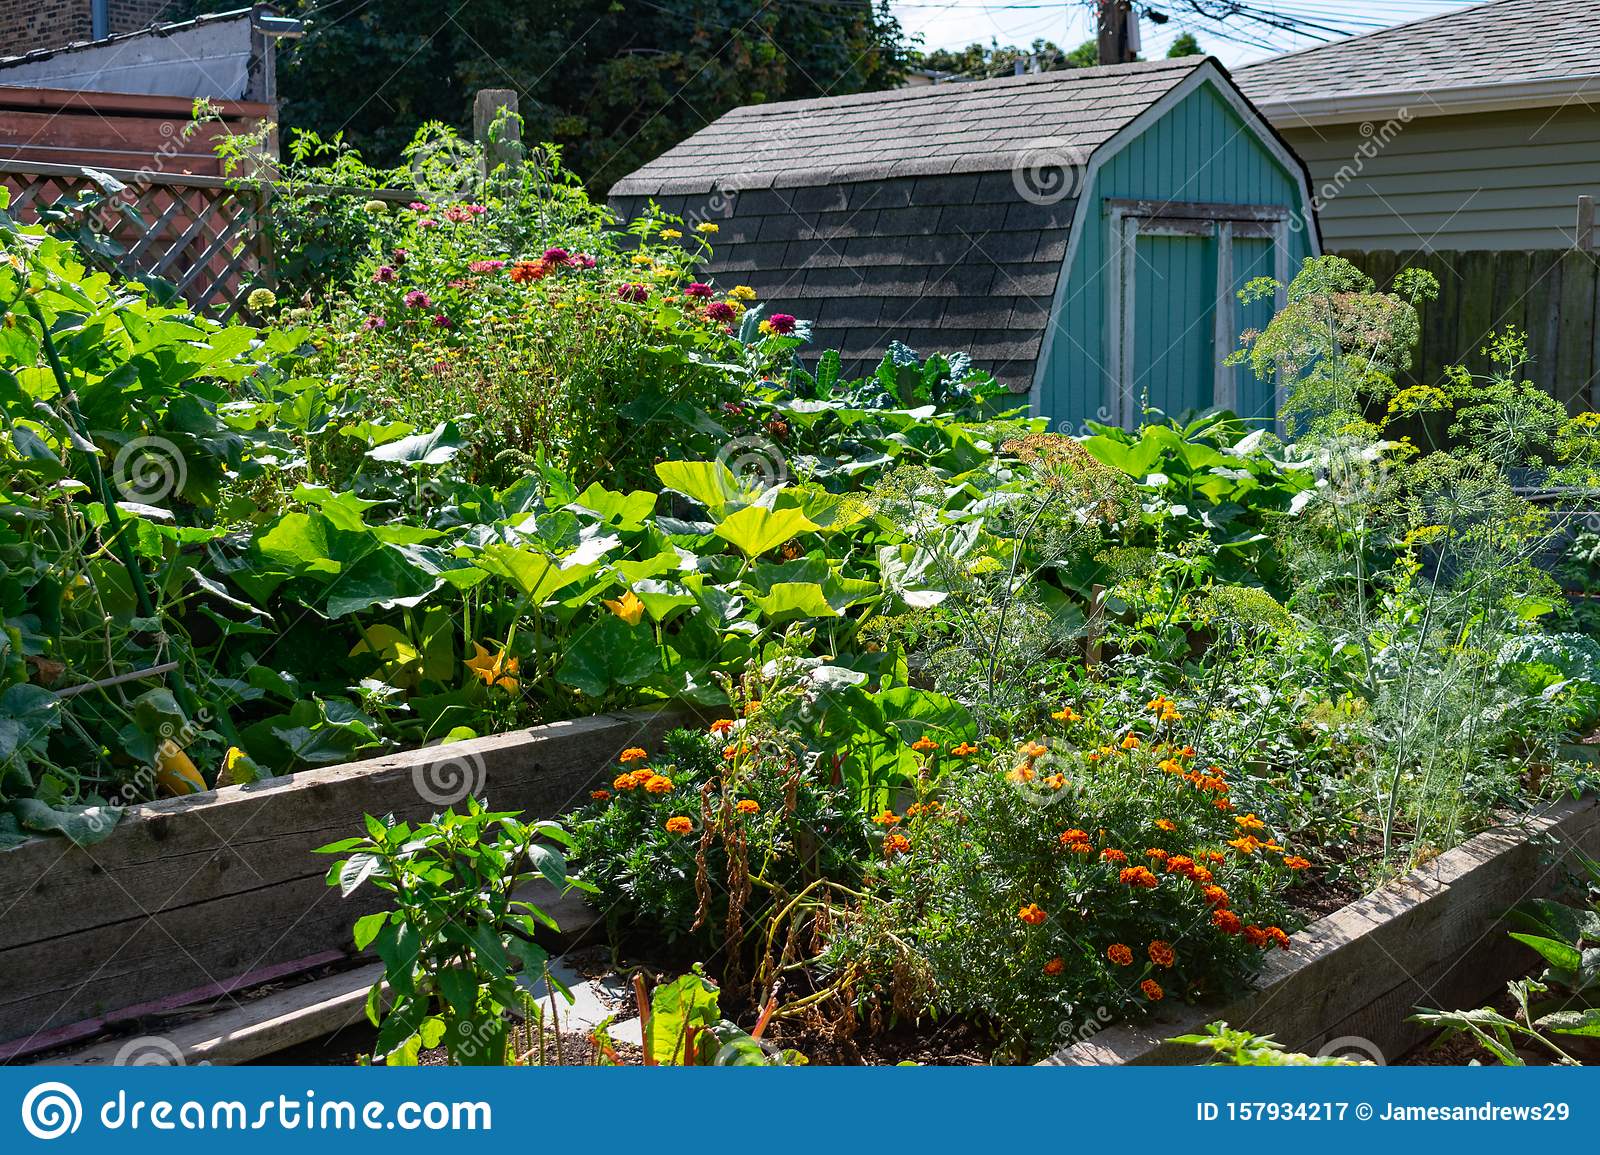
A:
0,708,689,1049
1046,796,1600,1065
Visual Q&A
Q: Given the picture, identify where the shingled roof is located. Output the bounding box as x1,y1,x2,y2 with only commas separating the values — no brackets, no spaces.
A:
610,58,1210,386
1238,0,1600,118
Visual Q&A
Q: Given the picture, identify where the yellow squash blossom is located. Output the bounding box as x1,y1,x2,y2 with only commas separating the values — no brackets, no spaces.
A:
465,642,520,691
603,589,646,626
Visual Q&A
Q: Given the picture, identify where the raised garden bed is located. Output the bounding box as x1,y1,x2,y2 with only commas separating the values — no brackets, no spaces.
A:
0,707,689,1058
1046,795,1600,1065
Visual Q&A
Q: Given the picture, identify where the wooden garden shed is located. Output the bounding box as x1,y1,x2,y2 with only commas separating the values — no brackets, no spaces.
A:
611,57,1320,427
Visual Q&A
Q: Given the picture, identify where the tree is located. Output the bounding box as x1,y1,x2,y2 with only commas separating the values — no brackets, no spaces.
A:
1166,31,1204,57
175,1,909,192
914,37,1098,79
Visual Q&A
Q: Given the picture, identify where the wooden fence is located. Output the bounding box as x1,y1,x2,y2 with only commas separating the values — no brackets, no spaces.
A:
1337,248,1600,412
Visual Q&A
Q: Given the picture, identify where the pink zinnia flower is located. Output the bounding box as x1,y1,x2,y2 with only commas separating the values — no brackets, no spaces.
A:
465,204,486,215
616,283,649,303
373,265,396,284
403,290,431,309
542,247,570,264
392,248,408,264
432,314,452,328
417,218,437,229
408,201,429,212
444,206,472,223
685,282,713,299
573,254,596,268
705,301,735,323
363,315,385,330
469,259,505,273
767,313,797,335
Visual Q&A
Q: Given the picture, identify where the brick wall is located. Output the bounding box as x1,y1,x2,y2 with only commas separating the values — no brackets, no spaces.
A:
108,0,182,36
0,0,91,54
0,0,186,55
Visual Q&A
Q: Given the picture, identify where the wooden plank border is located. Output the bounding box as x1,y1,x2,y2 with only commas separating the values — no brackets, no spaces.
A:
1045,795,1600,1065
0,707,693,1050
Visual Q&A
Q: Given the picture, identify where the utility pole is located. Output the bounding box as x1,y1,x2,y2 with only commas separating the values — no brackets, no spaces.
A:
1097,0,1136,65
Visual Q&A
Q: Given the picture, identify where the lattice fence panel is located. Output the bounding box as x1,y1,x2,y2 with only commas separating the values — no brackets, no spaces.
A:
0,166,270,320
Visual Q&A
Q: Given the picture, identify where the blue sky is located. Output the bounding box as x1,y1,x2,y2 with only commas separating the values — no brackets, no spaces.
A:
890,0,1479,69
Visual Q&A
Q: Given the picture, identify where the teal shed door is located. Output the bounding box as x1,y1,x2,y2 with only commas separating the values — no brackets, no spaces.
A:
1107,202,1290,427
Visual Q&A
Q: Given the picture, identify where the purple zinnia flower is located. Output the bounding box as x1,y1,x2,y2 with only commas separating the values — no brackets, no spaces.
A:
542,247,570,264
373,265,396,284
616,283,649,303
432,314,452,329
403,290,431,309
392,247,408,265
767,313,797,335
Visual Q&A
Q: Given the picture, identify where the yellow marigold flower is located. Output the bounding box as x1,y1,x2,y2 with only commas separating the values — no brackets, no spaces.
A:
1120,733,1141,750
1106,943,1133,966
1019,741,1048,760
873,809,900,826
1234,812,1266,831
736,798,760,815
1017,903,1048,926
643,774,674,795
1228,835,1262,855
664,816,693,836
1050,706,1080,723
696,222,719,234
951,742,978,757
619,747,648,764
1158,758,1183,775
728,284,757,301
1155,818,1176,832
1148,940,1176,968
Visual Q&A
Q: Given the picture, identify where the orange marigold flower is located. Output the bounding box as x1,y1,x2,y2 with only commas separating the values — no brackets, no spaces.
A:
1205,851,1226,864
743,700,762,717
1019,741,1048,760
1018,903,1048,926
1189,865,1214,884
1202,885,1230,908
1178,745,1196,758
872,809,900,826
1008,764,1036,783
664,816,693,836
1213,799,1234,812
951,742,979,757
1065,840,1093,855
1283,855,1312,871
1043,773,1067,790
1140,979,1164,1001
1212,909,1243,935
613,772,636,791
1228,835,1261,855
590,789,611,802
911,736,939,753
884,832,911,856
1120,733,1141,750
1266,926,1290,950
1165,855,1196,877
1043,956,1066,976
1145,848,1168,861
722,742,752,760
1158,758,1183,775
735,798,760,815
619,747,648,764
1148,940,1176,968
1154,819,1177,833
643,774,674,794
709,719,736,735
1243,925,1270,948
1235,812,1267,832
1050,706,1081,723
1119,866,1159,889
1099,848,1127,863
1106,943,1134,966
1060,828,1090,845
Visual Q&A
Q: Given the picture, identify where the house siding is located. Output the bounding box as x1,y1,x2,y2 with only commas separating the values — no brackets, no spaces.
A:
1280,103,1600,251
1039,78,1317,428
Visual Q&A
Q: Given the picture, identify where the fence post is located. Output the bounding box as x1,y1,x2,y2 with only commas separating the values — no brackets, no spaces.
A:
1579,195,1595,253
473,89,522,178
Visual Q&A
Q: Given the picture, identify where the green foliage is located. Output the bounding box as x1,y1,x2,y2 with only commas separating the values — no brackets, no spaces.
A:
1172,1022,1365,1065
315,798,581,1065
